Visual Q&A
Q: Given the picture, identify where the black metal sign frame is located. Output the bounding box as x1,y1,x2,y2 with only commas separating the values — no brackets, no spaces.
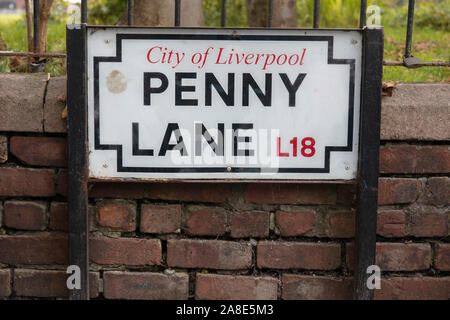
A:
66,24,383,300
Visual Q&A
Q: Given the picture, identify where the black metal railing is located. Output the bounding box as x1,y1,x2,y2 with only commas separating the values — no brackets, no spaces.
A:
0,0,448,68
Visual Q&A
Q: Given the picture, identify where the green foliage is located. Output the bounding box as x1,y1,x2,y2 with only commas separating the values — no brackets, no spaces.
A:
203,0,248,27
87,0,126,25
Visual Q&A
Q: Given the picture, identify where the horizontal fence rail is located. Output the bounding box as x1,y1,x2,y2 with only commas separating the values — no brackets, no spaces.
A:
0,0,448,69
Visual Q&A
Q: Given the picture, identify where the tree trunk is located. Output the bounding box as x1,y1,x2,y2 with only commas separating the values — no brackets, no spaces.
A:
38,0,54,53
246,0,297,28
119,0,204,27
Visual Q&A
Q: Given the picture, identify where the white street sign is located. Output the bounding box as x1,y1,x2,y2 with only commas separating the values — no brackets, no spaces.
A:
87,27,362,180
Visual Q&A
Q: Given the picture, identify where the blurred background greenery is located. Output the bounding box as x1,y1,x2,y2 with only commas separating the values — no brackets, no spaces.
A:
0,0,448,81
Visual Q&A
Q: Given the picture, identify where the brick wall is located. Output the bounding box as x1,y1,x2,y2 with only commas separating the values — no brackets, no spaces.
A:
0,73,448,300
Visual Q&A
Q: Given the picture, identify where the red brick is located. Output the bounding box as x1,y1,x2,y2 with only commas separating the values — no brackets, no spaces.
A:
375,277,450,300
0,136,7,163
13,269,99,298
167,239,252,270
409,211,448,237
378,178,420,205
196,274,278,300
48,202,97,232
3,201,47,230
275,210,315,236
0,235,67,265
435,244,450,271
10,136,67,167
230,211,269,238
282,275,352,300
336,184,356,205
140,204,181,234
245,184,336,204
257,242,340,270
55,169,67,196
89,182,232,202
426,177,449,206
90,237,161,266
185,206,227,236
377,210,406,238
96,201,136,231
379,145,450,174
327,211,355,238
103,271,188,300
0,167,55,197
0,269,11,298
347,243,431,271
49,202,68,231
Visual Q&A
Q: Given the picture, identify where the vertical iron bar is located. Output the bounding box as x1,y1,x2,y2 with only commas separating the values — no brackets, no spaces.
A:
360,0,367,28
66,24,89,300
175,0,181,27
313,0,320,28
405,0,415,58
268,0,274,27
33,0,39,53
221,0,227,27
128,0,133,26
81,0,87,24
354,26,384,300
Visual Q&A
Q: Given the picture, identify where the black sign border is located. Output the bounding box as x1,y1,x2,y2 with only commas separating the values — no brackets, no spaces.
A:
93,33,356,173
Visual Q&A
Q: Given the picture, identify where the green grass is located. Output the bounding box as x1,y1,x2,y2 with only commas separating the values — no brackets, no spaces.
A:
0,2,449,81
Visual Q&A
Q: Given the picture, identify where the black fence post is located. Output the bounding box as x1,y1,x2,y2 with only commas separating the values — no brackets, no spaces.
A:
354,26,384,300
81,0,87,24
221,0,227,27
360,0,367,28
175,0,181,27
66,23,89,300
405,0,415,58
268,0,274,27
313,0,320,28
128,0,134,26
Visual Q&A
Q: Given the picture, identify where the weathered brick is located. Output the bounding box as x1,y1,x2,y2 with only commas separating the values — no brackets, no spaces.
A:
0,167,55,197
347,243,431,271
3,201,47,230
230,211,269,238
48,202,97,232
435,244,450,271
426,177,449,206
96,201,136,231
44,76,67,133
10,136,67,167
379,145,450,174
282,275,352,300
377,210,406,238
0,73,47,132
89,182,232,202
0,235,67,265
0,136,7,163
196,274,278,300
409,211,448,237
184,206,227,236
378,178,420,205
245,184,336,204
326,211,355,238
55,169,67,196
13,269,99,298
0,269,11,298
336,184,356,205
167,239,252,270
275,210,315,236
257,242,340,270
48,202,68,231
103,271,188,300
140,204,181,234
90,237,161,266
381,83,450,141
375,277,450,300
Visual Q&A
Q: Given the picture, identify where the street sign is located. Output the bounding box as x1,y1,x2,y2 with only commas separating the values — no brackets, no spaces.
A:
87,28,362,180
